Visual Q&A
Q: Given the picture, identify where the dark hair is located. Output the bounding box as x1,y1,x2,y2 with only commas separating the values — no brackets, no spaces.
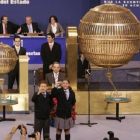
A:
1,15,7,22
14,36,21,41
79,52,84,58
62,78,70,84
49,15,58,23
38,80,48,86
47,33,55,39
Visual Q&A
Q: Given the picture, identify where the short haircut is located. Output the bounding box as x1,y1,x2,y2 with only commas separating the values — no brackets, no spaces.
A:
26,16,32,19
1,15,7,22
14,36,21,41
49,15,58,23
52,62,60,66
38,80,48,86
62,78,70,84
47,32,55,39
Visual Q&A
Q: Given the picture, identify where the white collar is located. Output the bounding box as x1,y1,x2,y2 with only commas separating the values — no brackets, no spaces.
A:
51,23,57,27
53,72,59,75
15,45,20,49
2,23,6,26
27,23,32,26
49,42,54,46
64,88,69,91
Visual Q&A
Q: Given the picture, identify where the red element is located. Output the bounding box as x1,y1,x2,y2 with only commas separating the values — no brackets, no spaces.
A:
50,98,76,120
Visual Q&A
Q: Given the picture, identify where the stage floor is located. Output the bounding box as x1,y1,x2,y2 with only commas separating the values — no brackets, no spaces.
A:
0,112,139,140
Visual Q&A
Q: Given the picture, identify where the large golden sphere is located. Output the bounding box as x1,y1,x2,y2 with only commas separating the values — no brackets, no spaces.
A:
0,43,18,74
78,4,140,69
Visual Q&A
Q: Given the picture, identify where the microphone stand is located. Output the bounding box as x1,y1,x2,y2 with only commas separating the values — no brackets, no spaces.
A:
27,70,36,127
80,69,97,127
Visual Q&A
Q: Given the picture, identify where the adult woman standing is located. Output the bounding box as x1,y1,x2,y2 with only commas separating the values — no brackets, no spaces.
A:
51,78,76,140
46,15,65,37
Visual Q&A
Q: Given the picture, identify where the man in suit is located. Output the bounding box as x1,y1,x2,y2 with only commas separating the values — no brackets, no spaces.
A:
41,33,62,79
45,62,66,87
77,52,91,82
8,36,26,89
0,15,20,34
19,16,43,34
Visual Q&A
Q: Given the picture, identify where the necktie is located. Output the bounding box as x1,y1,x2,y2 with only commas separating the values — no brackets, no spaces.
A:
49,44,53,51
55,73,58,85
28,25,32,33
5,24,7,34
17,47,20,54
64,90,68,100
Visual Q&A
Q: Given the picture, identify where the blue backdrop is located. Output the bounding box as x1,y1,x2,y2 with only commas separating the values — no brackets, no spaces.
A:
1,0,139,61
0,0,100,33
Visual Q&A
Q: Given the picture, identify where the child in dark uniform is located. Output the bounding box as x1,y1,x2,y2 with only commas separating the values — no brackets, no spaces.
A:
32,80,53,140
51,78,76,140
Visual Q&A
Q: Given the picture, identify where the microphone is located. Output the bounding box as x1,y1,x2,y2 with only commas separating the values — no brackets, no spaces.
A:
86,69,90,75
33,70,36,76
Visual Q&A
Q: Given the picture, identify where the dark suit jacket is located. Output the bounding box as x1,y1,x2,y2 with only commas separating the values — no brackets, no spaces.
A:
41,42,62,75
77,58,91,78
20,22,41,33
9,46,26,76
32,92,54,119
51,87,76,119
45,72,66,86
0,21,20,34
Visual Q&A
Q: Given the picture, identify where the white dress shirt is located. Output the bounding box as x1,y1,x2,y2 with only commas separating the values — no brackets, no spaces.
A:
49,42,54,46
2,23,7,34
81,58,84,64
42,92,46,98
51,23,57,34
54,72,59,85
15,45,20,54
28,24,33,33
49,42,54,50
64,89,70,100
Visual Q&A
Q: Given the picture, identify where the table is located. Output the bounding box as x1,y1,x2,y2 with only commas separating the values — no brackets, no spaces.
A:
104,97,131,122
0,99,18,122
0,36,66,64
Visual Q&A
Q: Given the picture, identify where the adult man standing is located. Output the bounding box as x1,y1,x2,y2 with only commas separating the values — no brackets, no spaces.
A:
77,52,91,82
45,62,66,87
8,36,26,89
20,16,43,34
0,15,20,34
41,33,62,78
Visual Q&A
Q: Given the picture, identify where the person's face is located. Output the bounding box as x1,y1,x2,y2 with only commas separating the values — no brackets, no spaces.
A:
2,17,8,24
26,17,32,25
14,38,21,47
80,54,85,59
47,35,54,43
51,17,56,24
52,64,60,73
62,80,70,90
38,83,48,92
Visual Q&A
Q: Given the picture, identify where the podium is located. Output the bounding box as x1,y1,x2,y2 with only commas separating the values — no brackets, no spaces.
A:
23,33,43,36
